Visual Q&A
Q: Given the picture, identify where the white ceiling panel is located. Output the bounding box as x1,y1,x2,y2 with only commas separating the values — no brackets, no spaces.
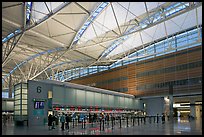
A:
52,33,75,46
32,2,49,22
76,2,100,12
112,3,132,27
164,6,202,37
31,21,50,37
2,20,19,38
146,2,165,11
2,2,24,27
107,32,142,57
77,44,105,59
60,2,87,14
31,2,64,22
128,2,146,18
54,13,87,31
95,5,118,35
45,2,63,12
21,31,62,50
107,6,202,58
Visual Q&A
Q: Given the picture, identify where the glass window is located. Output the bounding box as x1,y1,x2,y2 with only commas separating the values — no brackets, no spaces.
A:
22,83,27,89
15,89,21,95
15,100,21,105
15,84,21,90
15,95,21,100
22,110,27,115
22,89,27,94
22,100,27,104
22,94,27,99
14,105,21,110
15,110,20,115
22,105,27,110
2,92,8,98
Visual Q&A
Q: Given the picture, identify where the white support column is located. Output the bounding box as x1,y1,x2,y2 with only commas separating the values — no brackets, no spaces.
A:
195,105,202,119
169,85,174,122
190,99,196,118
9,74,12,98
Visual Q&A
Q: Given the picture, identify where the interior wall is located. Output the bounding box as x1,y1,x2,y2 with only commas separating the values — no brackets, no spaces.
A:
142,97,165,116
2,100,14,112
28,80,52,126
70,46,202,97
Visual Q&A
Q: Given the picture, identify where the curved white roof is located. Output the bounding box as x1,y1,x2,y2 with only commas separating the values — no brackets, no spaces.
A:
2,2,202,88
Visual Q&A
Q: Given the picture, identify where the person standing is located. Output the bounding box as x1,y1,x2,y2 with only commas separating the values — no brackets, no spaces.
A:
55,114,59,126
60,113,65,131
156,113,159,123
52,115,56,129
65,114,69,130
162,113,165,124
106,113,110,125
48,114,53,130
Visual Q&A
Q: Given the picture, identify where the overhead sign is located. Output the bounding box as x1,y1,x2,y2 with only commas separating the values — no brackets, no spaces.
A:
37,86,42,93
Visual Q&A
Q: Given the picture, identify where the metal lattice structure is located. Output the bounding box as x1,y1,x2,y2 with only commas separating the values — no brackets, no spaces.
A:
2,2,202,89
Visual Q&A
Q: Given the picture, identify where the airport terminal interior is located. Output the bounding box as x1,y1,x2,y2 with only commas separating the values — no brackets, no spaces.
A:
2,2,202,135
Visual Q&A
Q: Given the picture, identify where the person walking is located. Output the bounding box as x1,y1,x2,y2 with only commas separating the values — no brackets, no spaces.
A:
60,113,65,131
3,114,7,126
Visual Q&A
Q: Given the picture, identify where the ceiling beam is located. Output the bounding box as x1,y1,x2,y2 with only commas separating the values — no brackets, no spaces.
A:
74,49,98,60
2,2,72,44
2,3,23,9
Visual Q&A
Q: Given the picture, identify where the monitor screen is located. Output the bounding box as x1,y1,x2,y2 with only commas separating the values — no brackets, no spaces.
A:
34,101,44,109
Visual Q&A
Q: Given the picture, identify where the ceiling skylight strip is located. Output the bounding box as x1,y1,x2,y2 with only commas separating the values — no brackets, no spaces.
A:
26,2,33,24
2,29,21,43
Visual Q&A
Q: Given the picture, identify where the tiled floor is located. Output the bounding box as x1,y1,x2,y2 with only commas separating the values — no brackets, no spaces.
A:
2,117,202,135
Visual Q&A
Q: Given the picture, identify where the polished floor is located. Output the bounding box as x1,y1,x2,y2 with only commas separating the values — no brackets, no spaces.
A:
2,117,202,135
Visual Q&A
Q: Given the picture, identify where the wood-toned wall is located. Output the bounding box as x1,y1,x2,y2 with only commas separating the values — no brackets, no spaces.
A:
69,45,202,97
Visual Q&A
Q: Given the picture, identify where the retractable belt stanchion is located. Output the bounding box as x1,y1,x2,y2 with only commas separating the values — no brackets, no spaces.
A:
144,116,146,124
102,119,105,131
92,118,93,127
111,117,114,129
73,118,74,128
157,115,159,123
120,117,122,128
149,116,151,124
84,118,86,129
100,119,102,131
133,117,134,126
126,116,128,127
